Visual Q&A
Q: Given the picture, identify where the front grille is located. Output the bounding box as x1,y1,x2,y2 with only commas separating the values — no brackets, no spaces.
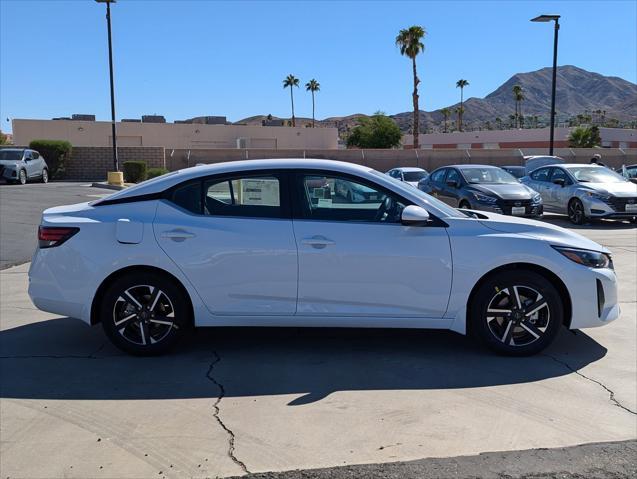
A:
602,196,637,212
500,198,535,215
502,199,533,207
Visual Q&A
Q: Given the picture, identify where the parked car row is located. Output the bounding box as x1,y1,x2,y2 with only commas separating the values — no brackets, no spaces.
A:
0,148,49,184
384,157,637,225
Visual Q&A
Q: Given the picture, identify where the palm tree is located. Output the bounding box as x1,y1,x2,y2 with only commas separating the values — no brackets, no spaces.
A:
396,25,426,149
512,85,524,128
455,79,469,131
305,79,320,127
454,106,464,131
283,74,300,127
440,107,450,133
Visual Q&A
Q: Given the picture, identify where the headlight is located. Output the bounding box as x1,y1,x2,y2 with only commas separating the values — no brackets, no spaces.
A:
585,191,611,201
473,192,498,203
531,193,542,204
553,246,613,269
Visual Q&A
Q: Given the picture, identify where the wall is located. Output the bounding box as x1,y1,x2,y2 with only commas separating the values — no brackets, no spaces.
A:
12,119,339,150
65,146,165,180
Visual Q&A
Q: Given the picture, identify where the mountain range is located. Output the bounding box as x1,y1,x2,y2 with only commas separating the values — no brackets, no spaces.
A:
236,66,637,133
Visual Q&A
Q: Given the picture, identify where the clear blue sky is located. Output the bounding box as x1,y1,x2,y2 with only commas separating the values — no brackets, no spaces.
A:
1,0,635,132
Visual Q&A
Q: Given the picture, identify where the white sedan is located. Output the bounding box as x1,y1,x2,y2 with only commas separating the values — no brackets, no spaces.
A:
29,159,619,356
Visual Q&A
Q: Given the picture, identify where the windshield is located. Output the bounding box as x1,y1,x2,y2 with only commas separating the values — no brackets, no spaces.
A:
371,170,465,218
403,171,428,182
504,167,525,178
0,150,23,162
460,167,518,184
566,166,627,184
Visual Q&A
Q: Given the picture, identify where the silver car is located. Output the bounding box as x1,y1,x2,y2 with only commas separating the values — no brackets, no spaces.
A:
0,148,49,185
386,167,429,188
521,163,637,224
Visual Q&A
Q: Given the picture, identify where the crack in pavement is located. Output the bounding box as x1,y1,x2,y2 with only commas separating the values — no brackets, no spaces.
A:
544,354,637,416
206,350,250,475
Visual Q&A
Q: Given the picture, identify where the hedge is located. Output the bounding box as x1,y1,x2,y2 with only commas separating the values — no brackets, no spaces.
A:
122,161,147,183
147,167,169,179
28,140,72,179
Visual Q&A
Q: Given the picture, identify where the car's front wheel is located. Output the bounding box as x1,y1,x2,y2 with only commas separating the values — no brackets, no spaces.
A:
568,198,587,225
18,169,27,185
100,272,191,355
470,270,563,356
41,168,48,183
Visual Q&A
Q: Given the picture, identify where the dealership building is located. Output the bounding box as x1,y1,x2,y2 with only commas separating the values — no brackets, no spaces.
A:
11,117,339,150
403,127,637,150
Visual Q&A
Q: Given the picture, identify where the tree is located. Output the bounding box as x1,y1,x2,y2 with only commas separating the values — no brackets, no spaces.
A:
440,107,450,133
396,25,426,149
455,79,469,131
346,112,402,149
455,106,464,131
305,79,320,127
0,130,7,145
568,125,601,148
283,74,300,127
512,85,524,128
495,117,502,130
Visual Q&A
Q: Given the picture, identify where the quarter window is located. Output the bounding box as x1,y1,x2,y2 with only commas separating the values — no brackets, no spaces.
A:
170,181,202,214
299,174,405,223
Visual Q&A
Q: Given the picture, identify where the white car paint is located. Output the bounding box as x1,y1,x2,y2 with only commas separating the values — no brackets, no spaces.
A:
29,159,619,345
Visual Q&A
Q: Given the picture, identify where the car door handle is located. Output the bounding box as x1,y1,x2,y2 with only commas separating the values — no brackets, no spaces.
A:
160,229,196,241
301,236,335,248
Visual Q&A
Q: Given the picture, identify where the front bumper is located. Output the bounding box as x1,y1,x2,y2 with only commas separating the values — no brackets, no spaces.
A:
584,196,637,219
472,201,543,218
566,266,620,329
0,166,17,181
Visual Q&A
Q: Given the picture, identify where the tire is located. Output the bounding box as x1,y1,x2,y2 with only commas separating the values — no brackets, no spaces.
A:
568,198,586,225
18,169,27,185
41,168,48,183
100,271,191,355
459,200,471,209
470,270,563,356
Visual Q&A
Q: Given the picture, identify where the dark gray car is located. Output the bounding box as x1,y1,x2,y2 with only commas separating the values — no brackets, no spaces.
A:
0,148,49,184
418,164,543,217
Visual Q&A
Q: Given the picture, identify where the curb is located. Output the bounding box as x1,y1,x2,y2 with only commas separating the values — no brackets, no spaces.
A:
91,182,126,191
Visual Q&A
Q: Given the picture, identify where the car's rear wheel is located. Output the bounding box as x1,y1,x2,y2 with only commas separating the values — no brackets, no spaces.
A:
568,198,586,225
18,169,27,185
100,272,191,355
41,168,48,183
470,270,563,356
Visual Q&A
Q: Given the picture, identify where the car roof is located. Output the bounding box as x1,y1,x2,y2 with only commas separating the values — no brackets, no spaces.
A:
96,159,375,203
447,164,502,169
394,167,427,172
0,148,26,152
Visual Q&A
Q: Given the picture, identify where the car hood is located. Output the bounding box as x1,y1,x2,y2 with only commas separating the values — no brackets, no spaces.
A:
474,212,608,253
0,160,20,167
406,181,420,188
468,183,536,199
578,181,637,197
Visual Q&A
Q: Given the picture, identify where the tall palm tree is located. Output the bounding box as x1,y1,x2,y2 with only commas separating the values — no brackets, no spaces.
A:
454,106,464,131
512,85,524,128
396,25,426,149
440,107,450,133
283,74,300,127
305,79,320,127
455,79,469,131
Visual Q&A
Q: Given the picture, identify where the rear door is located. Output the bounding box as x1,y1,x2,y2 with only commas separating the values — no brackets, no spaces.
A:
427,168,448,202
154,171,298,316
439,168,462,207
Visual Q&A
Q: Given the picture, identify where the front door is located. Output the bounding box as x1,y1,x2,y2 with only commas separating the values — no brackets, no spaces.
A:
292,171,452,318
439,168,462,207
154,172,298,316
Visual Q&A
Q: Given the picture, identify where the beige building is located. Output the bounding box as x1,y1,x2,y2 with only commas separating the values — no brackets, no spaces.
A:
12,119,339,150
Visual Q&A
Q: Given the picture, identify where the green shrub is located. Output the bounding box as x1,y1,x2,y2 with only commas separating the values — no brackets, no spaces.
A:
28,139,72,179
147,167,169,179
122,161,147,183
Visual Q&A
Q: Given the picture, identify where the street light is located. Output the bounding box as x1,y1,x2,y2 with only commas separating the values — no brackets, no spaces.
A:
531,14,560,156
95,0,119,178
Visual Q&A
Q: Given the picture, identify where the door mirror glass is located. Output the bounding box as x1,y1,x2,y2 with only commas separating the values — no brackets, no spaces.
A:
446,180,458,188
401,205,430,226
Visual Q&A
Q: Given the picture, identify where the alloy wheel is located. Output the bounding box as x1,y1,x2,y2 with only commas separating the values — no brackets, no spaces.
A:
112,284,177,346
568,200,584,224
19,170,26,185
486,285,550,347
42,169,48,183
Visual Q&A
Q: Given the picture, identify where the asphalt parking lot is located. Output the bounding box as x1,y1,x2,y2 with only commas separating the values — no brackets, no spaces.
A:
0,184,635,478
0,182,114,269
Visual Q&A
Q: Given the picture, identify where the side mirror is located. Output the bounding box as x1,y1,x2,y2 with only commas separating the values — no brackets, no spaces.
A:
446,180,458,188
401,205,430,226
552,178,565,187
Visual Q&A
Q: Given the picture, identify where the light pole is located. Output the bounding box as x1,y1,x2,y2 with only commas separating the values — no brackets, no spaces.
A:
531,14,560,156
96,0,119,174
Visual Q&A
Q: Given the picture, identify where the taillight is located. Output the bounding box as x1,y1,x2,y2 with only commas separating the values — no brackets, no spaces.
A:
38,226,79,248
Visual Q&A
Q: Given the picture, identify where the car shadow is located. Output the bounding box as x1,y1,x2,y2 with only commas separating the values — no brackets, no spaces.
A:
541,214,636,230
0,318,607,405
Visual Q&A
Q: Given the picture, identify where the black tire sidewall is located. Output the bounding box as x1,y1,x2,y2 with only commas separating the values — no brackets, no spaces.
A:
471,270,563,356
100,272,190,355
568,198,586,225
19,170,27,185
42,169,48,183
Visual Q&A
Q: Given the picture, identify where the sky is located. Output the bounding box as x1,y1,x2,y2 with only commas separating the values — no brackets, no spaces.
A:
1,0,636,132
